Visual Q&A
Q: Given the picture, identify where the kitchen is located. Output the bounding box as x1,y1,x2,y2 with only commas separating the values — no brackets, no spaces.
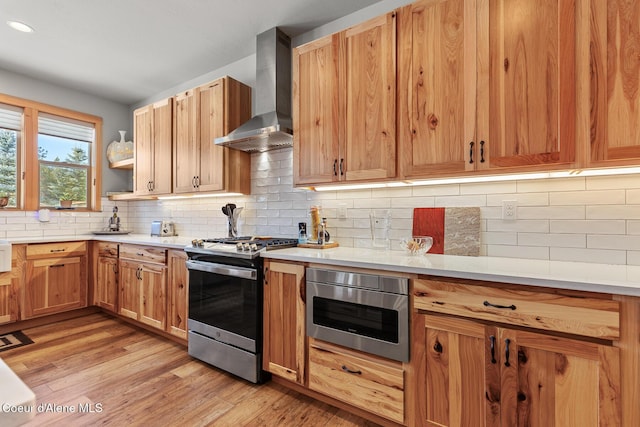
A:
1,0,640,426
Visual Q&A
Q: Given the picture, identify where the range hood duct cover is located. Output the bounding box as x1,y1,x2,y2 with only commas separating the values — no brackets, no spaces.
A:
215,27,293,153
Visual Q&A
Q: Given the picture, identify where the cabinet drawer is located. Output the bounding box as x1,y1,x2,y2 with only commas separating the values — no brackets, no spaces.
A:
308,339,404,424
414,279,620,340
120,244,166,264
26,241,86,259
97,242,118,257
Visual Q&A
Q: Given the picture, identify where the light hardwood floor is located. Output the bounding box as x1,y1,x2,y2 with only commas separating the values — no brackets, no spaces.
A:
2,313,380,426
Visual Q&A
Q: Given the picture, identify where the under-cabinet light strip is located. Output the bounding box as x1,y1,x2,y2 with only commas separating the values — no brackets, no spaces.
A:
312,166,640,192
157,193,243,200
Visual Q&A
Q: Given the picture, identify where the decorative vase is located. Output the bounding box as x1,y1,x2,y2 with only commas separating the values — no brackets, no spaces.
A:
106,130,134,163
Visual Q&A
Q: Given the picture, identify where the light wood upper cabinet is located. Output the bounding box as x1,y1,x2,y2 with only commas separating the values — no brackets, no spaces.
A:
173,77,252,194
588,1,640,166
399,0,576,179
134,98,173,195
398,0,474,177
294,11,397,185
263,260,306,385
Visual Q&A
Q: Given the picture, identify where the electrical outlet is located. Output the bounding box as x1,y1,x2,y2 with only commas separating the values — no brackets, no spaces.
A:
337,203,347,219
502,200,517,221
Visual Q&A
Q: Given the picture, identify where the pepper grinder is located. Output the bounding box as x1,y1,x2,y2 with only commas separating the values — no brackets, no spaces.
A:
317,217,327,245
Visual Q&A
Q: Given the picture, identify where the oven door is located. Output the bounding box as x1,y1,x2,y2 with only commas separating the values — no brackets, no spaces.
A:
306,281,409,362
187,259,261,353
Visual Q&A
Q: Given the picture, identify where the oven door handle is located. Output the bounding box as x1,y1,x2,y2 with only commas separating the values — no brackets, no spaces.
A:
186,260,257,280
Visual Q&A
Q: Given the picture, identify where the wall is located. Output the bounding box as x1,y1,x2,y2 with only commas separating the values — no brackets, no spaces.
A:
117,147,640,266
0,68,132,195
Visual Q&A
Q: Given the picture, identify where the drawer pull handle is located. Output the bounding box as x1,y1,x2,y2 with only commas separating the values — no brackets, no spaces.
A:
483,300,516,310
341,365,362,375
50,264,65,268
504,338,512,367
50,249,66,253
136,252,144,256
489,335,497,364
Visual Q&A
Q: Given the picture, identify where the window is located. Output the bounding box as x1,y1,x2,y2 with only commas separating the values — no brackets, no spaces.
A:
0,103,22,208
0,94,102,211
38,113,93,208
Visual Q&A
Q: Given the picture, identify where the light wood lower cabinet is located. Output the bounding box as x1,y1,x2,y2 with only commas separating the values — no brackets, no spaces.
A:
167,249,188,339
94,242,119,313
23,242,87,319
411,278,622,427
262,260,306,385
308,338,405,424
119,245,167,331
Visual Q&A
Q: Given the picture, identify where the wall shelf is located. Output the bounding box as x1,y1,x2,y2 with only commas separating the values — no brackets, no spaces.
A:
109,158,133,170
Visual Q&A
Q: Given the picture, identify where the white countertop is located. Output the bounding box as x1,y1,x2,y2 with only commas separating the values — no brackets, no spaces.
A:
0,358,35,426
261,246,640,297
7,234,194,250
7,235,640,297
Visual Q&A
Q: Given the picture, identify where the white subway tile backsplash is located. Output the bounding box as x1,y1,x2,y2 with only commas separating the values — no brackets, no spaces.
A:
486,219,549,233
587,174,640,190
517,177,585,192
434,195,487,207
549,190,626,205
486,193,549,206
587,235,640,251
550,247,627,265
487,245,549,260
586,205,640,220
517,233,586,248
517,206,585,220
550,220,626,234
3,148,640,264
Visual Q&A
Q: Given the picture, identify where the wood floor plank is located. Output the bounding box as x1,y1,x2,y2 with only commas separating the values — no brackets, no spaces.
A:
1,313,380,426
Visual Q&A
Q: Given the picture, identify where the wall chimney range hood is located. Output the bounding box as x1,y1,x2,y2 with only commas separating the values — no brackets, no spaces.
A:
215,27,293,153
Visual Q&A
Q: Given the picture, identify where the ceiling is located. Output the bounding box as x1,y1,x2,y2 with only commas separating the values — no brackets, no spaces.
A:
1,0,382,106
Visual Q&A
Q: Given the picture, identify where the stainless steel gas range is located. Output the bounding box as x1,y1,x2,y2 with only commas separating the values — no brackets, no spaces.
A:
184,237,297,383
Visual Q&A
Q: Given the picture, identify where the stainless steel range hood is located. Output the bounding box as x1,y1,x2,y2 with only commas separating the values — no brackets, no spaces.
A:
215,27,293,153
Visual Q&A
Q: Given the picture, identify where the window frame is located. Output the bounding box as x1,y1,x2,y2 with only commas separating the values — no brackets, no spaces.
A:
0,93,102,211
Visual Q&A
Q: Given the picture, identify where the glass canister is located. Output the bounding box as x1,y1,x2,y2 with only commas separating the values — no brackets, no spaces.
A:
369,209,391,249
309,206,321,242
298,222,308,244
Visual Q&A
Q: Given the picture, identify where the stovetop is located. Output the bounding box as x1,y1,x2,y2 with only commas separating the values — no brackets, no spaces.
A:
186,236,298,259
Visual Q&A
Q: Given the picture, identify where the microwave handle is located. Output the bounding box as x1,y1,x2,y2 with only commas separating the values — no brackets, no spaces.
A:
186,260,256,280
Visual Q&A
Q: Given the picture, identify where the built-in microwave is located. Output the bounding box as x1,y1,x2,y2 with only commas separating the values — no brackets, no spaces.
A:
306,267,409,362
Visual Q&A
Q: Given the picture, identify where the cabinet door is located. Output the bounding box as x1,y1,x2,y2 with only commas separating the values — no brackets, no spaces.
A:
589,1,640,165
498,328,620,427
150,98,173,194
0,272,14,324
24,257,85,318
95,256,118,312
173,89,199,193
415,313,489,427
197,80,226,192
477,0,576,170
293,34,341,185
263,261,306,384
167,250,188,339
398,0,475,178
119,260,140,320
133,105,152,195
342,11,397,181
139,263,167,330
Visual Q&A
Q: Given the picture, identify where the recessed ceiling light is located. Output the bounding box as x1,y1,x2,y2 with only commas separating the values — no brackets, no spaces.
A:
7,20,34,33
